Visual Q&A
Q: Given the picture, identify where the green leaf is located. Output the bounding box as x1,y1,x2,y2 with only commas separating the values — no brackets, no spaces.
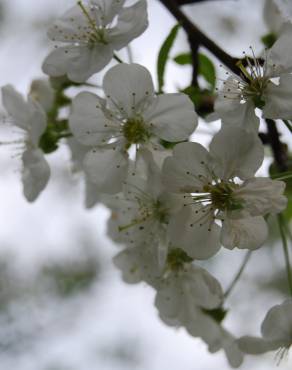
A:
173,53,192,65
157,23,180,94
174,52,216,90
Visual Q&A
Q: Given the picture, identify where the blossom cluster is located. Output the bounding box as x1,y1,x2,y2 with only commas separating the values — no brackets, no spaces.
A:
1,0,292,367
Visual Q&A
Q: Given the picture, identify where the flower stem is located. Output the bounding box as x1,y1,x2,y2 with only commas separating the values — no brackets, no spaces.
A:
224,250,252,298
277,213,292,296
114,54,123,64
282,120,292,134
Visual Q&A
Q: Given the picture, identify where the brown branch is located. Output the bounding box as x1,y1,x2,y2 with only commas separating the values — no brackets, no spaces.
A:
175,0,237,5
266,119,288,172
159,0,240,75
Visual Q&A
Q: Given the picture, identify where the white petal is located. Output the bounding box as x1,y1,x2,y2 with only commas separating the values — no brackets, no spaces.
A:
237,336,281,354
109,0,148,50
91,0,126,24
220,216,268,250
235,177,287,216
268,22,292,75
43,44,113,82
162,142,212,193
113,245,160,285
84,148,128,194
42,46,71,78
67,137,88,171
103,63,154,117
263,75,292,119
29,79,54,112
22,149,50,202
85,178,100,209
215,96,259,133
69,92,113,146
222,335,244,368
2,85,46,145
47,5,92,43
155,279,181,319
168,207,221,259
261,300,292,342
187,265,224,309
209,127,264,180
143,93,198,141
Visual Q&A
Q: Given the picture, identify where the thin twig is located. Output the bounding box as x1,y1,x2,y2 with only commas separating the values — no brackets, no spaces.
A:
278,213,292,296
224,251,252,298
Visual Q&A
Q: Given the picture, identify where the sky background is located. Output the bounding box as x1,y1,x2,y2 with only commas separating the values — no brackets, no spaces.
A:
0,0,291,369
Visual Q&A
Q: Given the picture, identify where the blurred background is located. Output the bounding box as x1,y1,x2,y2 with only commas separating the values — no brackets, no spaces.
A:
0,0,291,369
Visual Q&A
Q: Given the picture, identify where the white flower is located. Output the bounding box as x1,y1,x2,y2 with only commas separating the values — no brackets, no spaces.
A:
69,63,198,193
155,259,223,322
42,0,148,82
108,150,183,256
162,127,286,257
186,309,244,368
1,85,50,202
113,244,162,285
237,299,292,359
215,23,292,131
154,250,244,368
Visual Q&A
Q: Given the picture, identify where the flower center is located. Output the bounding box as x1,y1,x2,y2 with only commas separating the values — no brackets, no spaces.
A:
77,1,108,45
166,248,193,271
204,182,243,211
118,196,169,233
122,116,150,146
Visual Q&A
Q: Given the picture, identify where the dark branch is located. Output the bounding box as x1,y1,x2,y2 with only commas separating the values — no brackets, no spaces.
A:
175,0,236,5
159,0,240,75
266,119,288,172
188,35,199,86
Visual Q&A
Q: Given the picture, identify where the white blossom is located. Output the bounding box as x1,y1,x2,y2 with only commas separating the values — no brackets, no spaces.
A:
238,299,292,360
215,23,292,131
154,250,243,368
43,0,148,82
1,85,50,202
108,150,183,256
69,63,198,193
162,127,286,257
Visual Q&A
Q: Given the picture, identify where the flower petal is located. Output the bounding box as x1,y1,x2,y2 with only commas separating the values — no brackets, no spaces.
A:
209,127,264,180
84,148,128,194
220,216,268,250
268,22,292,75
168,207,221,260
22,149,50,202
47,4,91,43
143,93,198,141
113,245,160,285
215,96,259,133
263,75,292,120
42,44,113,82
69,92,114,146
109,0,148,50
92,0,126,25
237,336,281,354
235,177,287,216
103,63,154,117
2,85,47,146
162,142,212,193
261,299,292,342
